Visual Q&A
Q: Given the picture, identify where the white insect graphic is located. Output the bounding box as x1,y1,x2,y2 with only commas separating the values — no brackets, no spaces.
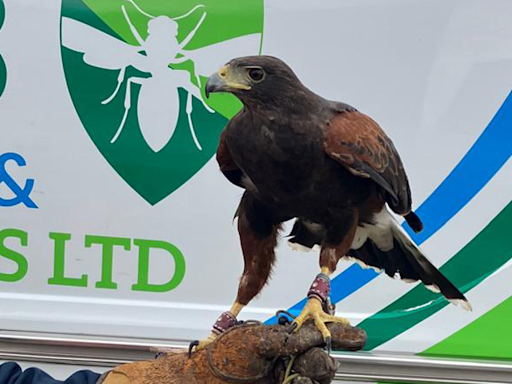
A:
62,0,261,152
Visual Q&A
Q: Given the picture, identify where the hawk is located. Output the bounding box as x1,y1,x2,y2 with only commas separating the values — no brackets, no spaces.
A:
195,55,470,351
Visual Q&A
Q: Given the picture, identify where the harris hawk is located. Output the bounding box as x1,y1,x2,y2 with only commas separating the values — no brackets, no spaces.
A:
195,55,470,351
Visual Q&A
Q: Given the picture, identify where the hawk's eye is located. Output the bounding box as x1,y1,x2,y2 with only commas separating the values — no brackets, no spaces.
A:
247,68,265,82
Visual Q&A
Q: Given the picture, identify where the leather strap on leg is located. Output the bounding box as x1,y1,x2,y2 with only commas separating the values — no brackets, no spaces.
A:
307,273,330,304
212,311,238,335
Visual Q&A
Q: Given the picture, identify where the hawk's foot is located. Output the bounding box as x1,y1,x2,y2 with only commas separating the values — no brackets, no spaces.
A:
189,311,238,356
288,298,350,352
288,297,350,352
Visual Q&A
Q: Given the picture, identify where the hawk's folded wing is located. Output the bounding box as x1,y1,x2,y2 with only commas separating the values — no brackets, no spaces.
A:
324,111,412,215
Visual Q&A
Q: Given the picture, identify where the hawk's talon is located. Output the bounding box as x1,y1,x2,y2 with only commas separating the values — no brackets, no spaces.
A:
188,334,216,357
325,336,332,354
188,340,199,358
287,321,298,334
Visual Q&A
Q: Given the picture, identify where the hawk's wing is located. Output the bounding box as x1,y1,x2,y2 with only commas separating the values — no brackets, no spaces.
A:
324,111,412,215
216,129,244,188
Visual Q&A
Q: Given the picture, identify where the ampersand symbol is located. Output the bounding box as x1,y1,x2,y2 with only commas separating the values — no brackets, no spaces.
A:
0,153,38,208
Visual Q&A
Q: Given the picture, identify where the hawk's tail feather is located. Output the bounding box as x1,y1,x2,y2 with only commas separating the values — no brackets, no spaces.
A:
390,222,471,311
404,211,423,233
348,213,471,311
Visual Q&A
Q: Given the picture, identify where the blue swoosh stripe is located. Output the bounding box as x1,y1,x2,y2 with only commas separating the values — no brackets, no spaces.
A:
266,89,512,324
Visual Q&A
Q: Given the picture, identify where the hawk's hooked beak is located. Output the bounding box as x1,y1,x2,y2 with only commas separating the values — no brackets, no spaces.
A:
205,65,251,98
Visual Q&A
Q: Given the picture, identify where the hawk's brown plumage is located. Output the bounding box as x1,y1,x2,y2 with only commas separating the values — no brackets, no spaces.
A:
324,111,411,216
216,130,244,189
208,55,469,317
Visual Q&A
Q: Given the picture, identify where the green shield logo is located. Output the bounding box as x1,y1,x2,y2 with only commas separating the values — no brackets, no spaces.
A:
60,0,263,204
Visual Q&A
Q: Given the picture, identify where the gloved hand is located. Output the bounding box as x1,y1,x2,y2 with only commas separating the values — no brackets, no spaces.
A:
98,321,366,384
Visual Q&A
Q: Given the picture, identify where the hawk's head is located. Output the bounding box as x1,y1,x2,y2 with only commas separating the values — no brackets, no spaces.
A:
205,55,308,107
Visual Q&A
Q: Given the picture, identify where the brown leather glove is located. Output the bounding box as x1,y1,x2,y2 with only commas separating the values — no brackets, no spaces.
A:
99,321,366,384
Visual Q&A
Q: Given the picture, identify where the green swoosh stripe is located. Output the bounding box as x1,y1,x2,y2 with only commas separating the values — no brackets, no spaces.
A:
0,54,5,99
0,0,4,30
359,199,512,351
377,288,512,383
0,0,6,99
423,294,512,361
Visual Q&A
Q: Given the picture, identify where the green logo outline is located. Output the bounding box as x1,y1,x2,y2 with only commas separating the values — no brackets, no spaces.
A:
60,0,263,205
0,0,7,99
